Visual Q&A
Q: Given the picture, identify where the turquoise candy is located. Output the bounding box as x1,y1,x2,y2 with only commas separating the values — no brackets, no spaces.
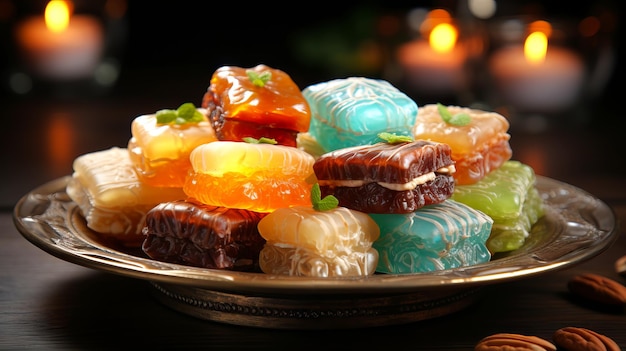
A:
451,160,545,253
302,77,418,152
370,200,493,274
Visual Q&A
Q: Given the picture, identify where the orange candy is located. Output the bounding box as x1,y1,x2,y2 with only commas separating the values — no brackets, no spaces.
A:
202,64,311,146
184,141,317,213
413,104,512,185
128,110,217,188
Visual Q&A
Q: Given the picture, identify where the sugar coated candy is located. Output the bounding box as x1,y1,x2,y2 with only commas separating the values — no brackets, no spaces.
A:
413,104,512,185
202,64,311,147
142,200,266,271
66,147,186,246
128,105,218,188
371,200,493,274
258,206,380,277
184,141,317,213
303,77,418,152
313,140,456,213
451,160,544,253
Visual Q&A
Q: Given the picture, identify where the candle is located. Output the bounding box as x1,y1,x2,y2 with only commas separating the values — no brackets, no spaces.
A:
488,26,585,113
397,21,467,95
15,0,104,80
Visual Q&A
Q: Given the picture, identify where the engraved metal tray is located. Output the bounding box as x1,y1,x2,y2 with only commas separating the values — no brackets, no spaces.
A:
13,176,618,329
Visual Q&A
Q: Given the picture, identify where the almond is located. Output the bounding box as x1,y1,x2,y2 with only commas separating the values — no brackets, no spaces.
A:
616,255,626,279
568,273,626,308
475,333,556,351
553,327,621,351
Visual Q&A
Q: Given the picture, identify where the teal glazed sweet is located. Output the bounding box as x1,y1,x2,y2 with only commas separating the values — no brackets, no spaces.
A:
451,160,544,253
302,77,418,152
370,200,493,274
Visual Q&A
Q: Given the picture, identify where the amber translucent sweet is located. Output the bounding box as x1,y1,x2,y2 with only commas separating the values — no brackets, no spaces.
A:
128,111,217,187
66,147,186,245
257,206,380,277
202,64,310,145
142,200,266,270
413,104,512,185
451,160,544,253
371,200,493,274
184,141,317,213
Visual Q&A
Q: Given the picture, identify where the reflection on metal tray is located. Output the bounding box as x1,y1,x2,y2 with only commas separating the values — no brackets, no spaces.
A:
13,176,617,329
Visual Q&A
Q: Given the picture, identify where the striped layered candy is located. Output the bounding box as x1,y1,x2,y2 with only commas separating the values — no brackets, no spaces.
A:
303,77,418,152
451,160,544,253
313,140,456,214
257,206,380,277
371,200,492,273
413,104,512,185
183,141,317,213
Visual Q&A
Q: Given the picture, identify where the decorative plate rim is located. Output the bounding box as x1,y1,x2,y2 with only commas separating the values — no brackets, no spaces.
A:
13,175,617,295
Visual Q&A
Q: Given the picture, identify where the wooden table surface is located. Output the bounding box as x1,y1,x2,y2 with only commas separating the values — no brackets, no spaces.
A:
1,63,626,349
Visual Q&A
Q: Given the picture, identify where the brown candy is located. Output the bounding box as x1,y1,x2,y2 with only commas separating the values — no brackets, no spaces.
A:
568,273,626,308
142,200,266,270
553,327,620,351
475,333,556,351
616,255,626,279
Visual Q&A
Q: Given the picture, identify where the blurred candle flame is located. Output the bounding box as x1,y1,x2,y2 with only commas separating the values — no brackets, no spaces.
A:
45,0,71,33
524,20,552,64
429,23,457,53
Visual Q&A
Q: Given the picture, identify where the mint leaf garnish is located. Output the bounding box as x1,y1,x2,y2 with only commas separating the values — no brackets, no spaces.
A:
246,70,272,88
437,103,471,126
242,136,278,144
311,183,338,211
156,102,205,125
377,132,413,144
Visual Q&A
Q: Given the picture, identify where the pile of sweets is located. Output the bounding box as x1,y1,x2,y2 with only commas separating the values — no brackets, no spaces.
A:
66,63,545,276
412,104,544,254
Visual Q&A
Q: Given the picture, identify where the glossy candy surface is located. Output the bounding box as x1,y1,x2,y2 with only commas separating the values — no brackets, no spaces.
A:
142,200,266,271
413,104,512,185
184,141,317,213
202,64,311,146
257,206,380,277
128,110,217,187
313,140,456,213
371,200,493,274
303,77,418,152
66,147,186,244
451,160,544,253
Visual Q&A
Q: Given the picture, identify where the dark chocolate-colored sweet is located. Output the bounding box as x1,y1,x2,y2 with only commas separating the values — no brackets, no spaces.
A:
319,174,454,213
313,140,454,184
141,200,266,271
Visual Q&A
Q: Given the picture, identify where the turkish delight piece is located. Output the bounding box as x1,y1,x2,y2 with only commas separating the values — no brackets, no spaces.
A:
141,200,266,271
313,140,456,213
257,206,380,277
451,160,544,253
183,141,317,213
202,64,311,147
303,77,418,152
371,200,493,274
413,104,512,185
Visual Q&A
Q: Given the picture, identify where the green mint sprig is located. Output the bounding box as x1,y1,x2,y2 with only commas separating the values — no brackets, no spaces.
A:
242,137,277,144
377,132,413,144
437,103,471,126
156,102,205,125
247,70,272,88
311,183,339,211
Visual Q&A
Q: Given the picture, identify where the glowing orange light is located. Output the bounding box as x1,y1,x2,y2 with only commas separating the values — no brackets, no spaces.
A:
524,31,547,64
44,1,71,33
429,23,457,53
